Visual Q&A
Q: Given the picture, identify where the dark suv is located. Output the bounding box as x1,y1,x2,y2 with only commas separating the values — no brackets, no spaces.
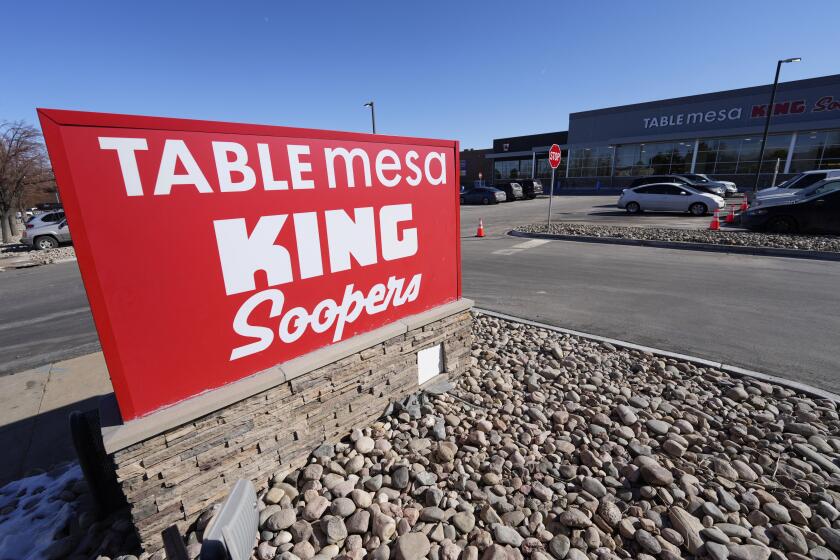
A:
629,175,726,197
493,182,524,201
514,179,543,199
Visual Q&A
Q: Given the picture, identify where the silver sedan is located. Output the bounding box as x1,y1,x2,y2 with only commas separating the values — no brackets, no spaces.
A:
618,183,725,216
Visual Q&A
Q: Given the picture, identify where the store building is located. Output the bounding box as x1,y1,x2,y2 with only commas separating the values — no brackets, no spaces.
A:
482,73,840,191
459,148,494,185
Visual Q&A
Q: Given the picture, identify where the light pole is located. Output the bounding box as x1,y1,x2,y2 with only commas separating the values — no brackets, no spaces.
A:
363,101,376,134
753,57,801,192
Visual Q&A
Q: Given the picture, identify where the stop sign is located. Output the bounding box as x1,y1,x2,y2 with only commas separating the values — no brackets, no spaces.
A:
548,144,562,169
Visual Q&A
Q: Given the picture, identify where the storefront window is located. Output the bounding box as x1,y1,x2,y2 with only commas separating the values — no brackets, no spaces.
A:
789,129,840,172
670,142,695,174
519,158,533,179
535,150,567,178
822,131,840,170
493,160,519,180
568,146,612,177
493,158,541,180
568,130,840,178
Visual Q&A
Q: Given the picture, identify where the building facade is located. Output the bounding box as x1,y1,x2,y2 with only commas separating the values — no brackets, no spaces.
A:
459,148,494,185
483,74,840,191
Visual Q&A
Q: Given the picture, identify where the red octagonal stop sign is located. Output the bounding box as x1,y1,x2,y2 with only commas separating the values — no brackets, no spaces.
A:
548,144,562,169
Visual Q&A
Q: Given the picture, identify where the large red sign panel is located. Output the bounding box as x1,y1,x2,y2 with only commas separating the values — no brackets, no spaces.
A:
38,109,461,420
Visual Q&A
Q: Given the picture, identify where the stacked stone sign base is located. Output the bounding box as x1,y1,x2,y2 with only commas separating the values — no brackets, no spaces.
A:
101,302,473,553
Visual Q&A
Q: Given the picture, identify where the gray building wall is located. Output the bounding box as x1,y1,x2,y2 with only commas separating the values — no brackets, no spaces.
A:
568,74,840,146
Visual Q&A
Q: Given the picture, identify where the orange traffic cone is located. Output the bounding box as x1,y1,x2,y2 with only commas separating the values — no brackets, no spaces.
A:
740,198,749,212
725,207,735,224
476,219,485,238
709,209,720,231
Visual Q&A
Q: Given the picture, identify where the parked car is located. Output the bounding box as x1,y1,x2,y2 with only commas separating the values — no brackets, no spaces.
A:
677,173,738,197
21,217,71,249
510,179,543,199
460,185,506,205
493,182,524,201
741,185,840,234
752,177,840,208
756,169,840,200
618,183,725,216
630,175,727,197
26,209,65,227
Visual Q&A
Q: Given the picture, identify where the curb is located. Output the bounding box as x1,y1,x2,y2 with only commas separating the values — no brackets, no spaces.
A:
508,229,840,262
473,307,840,404
0,256,77,271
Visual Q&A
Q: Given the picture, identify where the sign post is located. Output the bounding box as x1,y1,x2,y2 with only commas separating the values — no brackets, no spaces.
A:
547,144,562,227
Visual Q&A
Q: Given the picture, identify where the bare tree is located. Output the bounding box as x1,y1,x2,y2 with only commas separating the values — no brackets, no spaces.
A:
0,122,53,243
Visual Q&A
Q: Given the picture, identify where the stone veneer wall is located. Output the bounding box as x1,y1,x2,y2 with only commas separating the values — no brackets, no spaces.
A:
109,310,472,553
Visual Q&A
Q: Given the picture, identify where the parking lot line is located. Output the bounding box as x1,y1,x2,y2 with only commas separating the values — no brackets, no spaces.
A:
491,239,551,255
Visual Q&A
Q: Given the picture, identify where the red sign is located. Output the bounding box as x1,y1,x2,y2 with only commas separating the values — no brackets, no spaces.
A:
38,109,462,420
548,144,562,169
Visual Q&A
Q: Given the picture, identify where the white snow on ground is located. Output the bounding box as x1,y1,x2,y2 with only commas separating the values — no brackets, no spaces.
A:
0,464,81,560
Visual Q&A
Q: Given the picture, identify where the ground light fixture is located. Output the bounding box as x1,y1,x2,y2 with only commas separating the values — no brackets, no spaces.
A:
754,57,802,192
363,100,376,134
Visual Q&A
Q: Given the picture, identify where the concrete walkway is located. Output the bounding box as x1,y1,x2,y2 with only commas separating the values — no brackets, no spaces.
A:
0,352,111,485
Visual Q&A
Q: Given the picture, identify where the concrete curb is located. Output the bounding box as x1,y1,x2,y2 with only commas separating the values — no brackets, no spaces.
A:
473,307,840,404
0,255,77,271
508,229,840,262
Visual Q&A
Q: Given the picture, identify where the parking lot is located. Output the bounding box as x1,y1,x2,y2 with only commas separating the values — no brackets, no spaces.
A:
459,193,746,236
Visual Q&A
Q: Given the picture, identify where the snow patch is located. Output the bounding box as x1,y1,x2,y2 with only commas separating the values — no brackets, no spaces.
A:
0,464,81,560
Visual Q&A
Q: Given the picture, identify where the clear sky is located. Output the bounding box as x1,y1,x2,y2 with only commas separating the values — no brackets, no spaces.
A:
4,1,839,149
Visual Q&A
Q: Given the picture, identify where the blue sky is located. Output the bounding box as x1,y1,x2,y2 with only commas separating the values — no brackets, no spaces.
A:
4,1,839,148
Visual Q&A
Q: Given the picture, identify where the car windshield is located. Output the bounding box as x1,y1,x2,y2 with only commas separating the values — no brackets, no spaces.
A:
683,174,708,182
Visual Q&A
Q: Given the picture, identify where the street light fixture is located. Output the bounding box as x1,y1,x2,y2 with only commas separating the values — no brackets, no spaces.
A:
753,57,801,192
363,101,376,134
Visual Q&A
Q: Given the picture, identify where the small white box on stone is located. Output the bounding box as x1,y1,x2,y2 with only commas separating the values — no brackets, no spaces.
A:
417,344,443,385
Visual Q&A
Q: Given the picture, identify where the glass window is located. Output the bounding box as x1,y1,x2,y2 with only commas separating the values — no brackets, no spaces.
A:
634,186,657,194
789,129,840,172
670,142,695,174
535,150,568,178
568,146,613,177
660,185,684,195
714,138,738,173
494,160,519,180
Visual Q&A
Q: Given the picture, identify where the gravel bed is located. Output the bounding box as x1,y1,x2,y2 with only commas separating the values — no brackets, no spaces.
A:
516,223,840,253
9,313,840,560
28,246,76,266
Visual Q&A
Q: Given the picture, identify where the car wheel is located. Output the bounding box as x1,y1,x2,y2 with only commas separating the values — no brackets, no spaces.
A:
34,236,59,250
460,196,465,204
689,202,708,216
625,201,641,214
482,197,490,205
767,216,797,234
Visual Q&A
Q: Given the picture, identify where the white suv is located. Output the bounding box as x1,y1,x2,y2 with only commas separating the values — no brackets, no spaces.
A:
757,169,840,199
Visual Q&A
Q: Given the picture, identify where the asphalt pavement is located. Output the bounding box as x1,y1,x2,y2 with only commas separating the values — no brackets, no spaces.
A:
0,194,836,390
0,262,99,376
0,195,839,478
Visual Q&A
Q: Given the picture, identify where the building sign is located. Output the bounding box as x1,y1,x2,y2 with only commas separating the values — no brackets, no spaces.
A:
38,109,461,419
643,107,742,129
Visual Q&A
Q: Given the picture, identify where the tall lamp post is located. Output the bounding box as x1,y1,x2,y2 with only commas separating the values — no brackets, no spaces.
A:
363,101,376,134
753,57,801,192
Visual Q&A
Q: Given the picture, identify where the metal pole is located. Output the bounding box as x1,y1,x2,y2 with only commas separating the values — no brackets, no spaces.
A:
364,101,376,134
547,168,555,228
754,61,782,192
369,102,376,134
